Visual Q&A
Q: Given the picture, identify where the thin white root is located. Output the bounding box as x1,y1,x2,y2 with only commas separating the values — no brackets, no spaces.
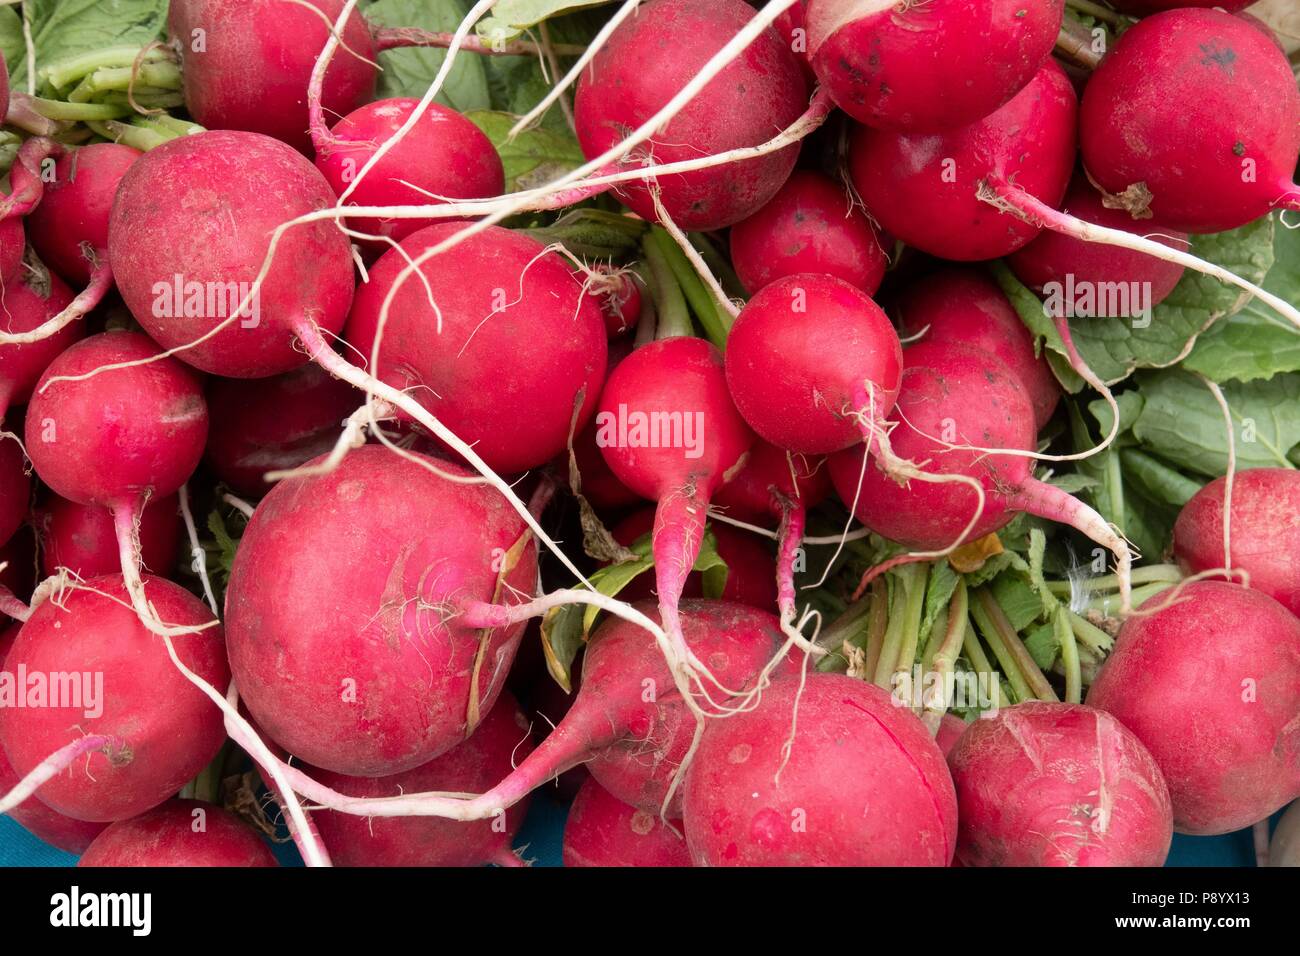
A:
263,398,396,483
0,734,123,815
178,483,218,615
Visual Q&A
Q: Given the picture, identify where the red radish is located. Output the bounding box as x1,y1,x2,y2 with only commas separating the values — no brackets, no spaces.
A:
38,493,180,581
0,267,79,423
567,416,641,512
313,98,505,245
725,273,903,455
168,0,377,153
0,574,228,822
935,712,968,758
806,0,1063,133
713,439,831,527
1174,469,1300,617
850,60,1077,261
345,223,608,475
1108,3,1254,21
78,800,277,867
26,143,141,287
948,702,1174,867
590,267,643,338
595,337,754,684
895,268,1060,429
574,0,807,230
827,341,1130,598
729,170,888,296
771,0,813,80
683,673,957,866
306,694,534,868
445,600,790,817
0,622,107,853
108,130,355,378
0,530,36,621
0,438,27,549
1080,9,1300,233
224,445,537,777
610,507,777,611
1008,177,1189,311
563,776,691,867
0,218,23,284
204,363,359,496
522,651,588,800
1088,581,1300,835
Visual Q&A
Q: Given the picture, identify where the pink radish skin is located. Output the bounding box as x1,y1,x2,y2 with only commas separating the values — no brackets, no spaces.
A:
204,363,359,496
574,0,807,230
567,416,642,512
595,337,754,670
729,170,888,296
0,268,80,423
713,439,831,526
827,341,1124,559
935,712,968,758
25,144,141,287
683,673,957,866
0,218,23,283
1108,2,1253,20
0,623,108,852
592,268,643,338
1088,581,1300,835
850,60,1077,261
314,98,505,246
1174,469,1300,617
24,332,207,512
563,776,691,867
224,445,538,777
522,650,588,800
0,574,229,822
168,0,376,153
0,438,28,548
895,268,1060,429
109,130,355,378
611,507,777,611
306,694,533,867
948,702,1174,867
39,493,180,580
807,0,1064,133
345,223,608,475
78,800,277,867
1008,177,1189,310
725,273,903,455
771,0,813,81
458,600,791,816
1080,9,1300,234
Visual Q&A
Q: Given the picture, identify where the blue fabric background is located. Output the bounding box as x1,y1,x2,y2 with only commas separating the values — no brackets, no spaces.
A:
0,794,1264,867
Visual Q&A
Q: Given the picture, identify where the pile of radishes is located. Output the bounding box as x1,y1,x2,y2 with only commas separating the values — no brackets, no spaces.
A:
1,0,1298,869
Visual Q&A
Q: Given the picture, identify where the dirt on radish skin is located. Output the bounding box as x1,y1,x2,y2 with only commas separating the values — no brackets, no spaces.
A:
77,800,278,867
683,673,957,866
563,776,691,868
947,702,1174,867
38,493,181,580
23,331,208,511
574,0,807,230
1007,177,1189,311
0,267,80,422
224,445,538,777
1174,469,1300,617
729,170,888,296
849,60,1077,262
1087,581,1300,836
806,0,1063,133
894,268,1061,430
25,144,141,287
1080,9,1300,234
168,0,376,153
314,98,505,246
204,363,360,496
344,223,608,475
0,575,229,822
108,130,355,378
725,273,902,455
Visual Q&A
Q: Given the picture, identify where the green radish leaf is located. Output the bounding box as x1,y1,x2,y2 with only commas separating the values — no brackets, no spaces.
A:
477,0,613,43
0,8,24,72
1118,448,1204,509
1182,222,1300,382
1131,368,1300,477
988,571,1042,633
919,561,960,646
465,109,584,192
1022,621,1059,672
364,0,491,112
1087,390,1144,438
17,0,169,92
